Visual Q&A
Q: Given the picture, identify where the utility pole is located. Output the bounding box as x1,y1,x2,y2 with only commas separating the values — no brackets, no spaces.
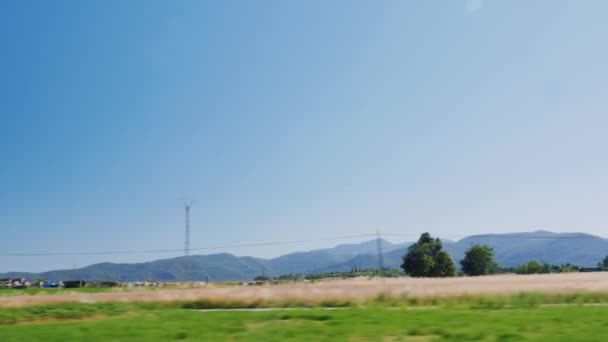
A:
376,229,384,273
184,202,193,283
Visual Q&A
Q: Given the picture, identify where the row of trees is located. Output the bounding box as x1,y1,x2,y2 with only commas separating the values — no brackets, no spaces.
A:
401,232,497,277
258,269,404,282
400,232,601,277
510,261,578,274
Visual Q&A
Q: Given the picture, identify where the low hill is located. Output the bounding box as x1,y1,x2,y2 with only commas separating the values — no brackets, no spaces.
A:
454,231,608,267
2,231,607,281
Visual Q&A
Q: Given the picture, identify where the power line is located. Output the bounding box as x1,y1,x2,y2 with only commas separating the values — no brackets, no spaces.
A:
465,234,602,239
382,233,603,240
0,233,378,257
0,233,603,257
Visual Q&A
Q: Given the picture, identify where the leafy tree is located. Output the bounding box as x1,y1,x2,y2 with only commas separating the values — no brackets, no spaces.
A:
599,256,608,270
460,244,498,276
515,261,546,274
401,244,434,277
510,262,581,274
401,233,456,277
558,264,578,273
433,250,457,277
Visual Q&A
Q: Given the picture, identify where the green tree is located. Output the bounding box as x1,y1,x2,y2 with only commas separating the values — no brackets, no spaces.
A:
401,233,457,277
515,260,545,274
433,250,457,277
599,256,608,270
558,264,578,273
460,244,498,276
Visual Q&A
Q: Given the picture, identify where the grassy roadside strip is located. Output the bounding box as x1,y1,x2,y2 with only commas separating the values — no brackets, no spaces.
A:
0,286,167,297
3,303,608,341
0,302,132,325
4,291,608,325
150,291,608,311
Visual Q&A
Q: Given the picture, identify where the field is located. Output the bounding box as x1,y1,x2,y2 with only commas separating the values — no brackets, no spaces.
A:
3,272,608,307
0,285,173,298
2,296,608,341
3,273,608,340
0,286,120,297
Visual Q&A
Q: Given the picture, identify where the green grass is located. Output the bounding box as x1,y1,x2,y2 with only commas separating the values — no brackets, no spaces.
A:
0,303,134,325
0,286,168,297
3,293,608,341
2,304,608,341
371,291,608,308
0,287,117,296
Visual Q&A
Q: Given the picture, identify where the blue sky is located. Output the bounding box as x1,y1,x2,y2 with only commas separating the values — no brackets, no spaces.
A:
2,0,608,272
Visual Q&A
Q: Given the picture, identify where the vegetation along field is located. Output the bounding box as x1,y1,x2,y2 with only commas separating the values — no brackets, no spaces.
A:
3,292,608,341
4,273,608,307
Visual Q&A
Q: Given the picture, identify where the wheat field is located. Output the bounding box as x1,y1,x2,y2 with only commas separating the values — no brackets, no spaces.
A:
3,272,608,308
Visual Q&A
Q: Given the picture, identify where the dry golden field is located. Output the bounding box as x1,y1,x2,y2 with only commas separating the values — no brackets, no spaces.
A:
3,272,608,308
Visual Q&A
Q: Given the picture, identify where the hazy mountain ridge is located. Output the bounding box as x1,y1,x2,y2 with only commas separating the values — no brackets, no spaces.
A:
3,231,607,281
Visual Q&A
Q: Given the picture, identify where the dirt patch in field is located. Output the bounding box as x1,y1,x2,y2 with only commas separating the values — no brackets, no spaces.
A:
2,273,608,308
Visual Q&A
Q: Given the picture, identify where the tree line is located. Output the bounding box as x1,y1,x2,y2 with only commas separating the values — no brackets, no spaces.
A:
257,232,608,281
255,269,404,282
401,232,607,277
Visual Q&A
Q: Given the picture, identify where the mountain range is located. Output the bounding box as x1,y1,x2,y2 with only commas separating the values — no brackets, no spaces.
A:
3,231,607,282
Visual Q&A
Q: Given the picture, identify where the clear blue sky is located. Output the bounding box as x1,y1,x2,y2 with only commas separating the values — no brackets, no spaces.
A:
2,0,608,272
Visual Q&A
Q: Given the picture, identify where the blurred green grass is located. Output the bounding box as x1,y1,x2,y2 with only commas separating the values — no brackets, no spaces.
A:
2,304,608,341
0,286,167,297
3,292,608,341
0,287,121,296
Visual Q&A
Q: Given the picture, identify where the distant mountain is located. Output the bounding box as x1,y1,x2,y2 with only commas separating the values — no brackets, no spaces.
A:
269,239,409,275
452,231,608,267
317,239,408,257
1,254,271,283
3,231,608,281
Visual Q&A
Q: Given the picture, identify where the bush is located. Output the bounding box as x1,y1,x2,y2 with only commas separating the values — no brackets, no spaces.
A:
401,233,457,277
460,245,498,276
